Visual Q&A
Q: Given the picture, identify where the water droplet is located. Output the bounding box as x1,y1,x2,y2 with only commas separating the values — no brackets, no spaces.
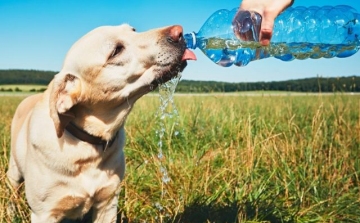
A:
154,202,163,211
162,175,171,184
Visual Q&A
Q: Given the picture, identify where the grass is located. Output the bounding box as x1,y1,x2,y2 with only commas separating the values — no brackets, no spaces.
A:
1,93,360,222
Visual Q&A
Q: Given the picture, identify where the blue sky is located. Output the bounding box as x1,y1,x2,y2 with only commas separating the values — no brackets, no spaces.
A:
1,0,359,82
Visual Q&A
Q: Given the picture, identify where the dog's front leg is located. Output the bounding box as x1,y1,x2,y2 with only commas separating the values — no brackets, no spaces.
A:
92,195,119,223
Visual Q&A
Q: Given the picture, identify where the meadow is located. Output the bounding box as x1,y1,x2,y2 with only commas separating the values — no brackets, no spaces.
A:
0,93,359,223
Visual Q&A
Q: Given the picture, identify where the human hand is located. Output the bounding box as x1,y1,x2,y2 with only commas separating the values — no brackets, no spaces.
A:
233,0,294,45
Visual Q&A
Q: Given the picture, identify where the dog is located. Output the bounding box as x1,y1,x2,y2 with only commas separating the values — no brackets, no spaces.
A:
6,24,196,223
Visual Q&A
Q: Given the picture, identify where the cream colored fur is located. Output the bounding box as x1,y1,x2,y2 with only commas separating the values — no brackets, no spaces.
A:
7,24,187,223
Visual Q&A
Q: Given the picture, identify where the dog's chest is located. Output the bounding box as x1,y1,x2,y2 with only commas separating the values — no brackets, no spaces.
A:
79,166,113,195
73,152,120,197
52,166,120,219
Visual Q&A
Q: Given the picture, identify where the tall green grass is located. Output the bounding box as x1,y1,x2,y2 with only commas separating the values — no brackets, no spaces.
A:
1,94,359,222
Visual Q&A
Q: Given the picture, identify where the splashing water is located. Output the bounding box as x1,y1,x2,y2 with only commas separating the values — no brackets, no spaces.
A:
155,72,182,195
152,73,182,222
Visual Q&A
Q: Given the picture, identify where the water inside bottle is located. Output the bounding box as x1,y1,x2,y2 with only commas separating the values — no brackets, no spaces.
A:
202,37,359,66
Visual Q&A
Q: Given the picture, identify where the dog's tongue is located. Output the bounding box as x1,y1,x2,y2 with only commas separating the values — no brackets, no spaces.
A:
182,49,197,61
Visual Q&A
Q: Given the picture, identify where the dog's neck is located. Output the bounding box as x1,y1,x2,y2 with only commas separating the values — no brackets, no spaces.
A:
68,101,134,141
65,122,117,151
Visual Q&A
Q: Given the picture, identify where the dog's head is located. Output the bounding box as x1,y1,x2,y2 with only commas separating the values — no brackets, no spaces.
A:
49,24,196,138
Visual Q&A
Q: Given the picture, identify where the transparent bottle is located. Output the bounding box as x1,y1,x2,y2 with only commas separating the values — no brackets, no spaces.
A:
184,5,360,67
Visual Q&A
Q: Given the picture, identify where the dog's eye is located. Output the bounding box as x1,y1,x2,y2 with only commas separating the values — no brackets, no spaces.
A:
111,45,124,57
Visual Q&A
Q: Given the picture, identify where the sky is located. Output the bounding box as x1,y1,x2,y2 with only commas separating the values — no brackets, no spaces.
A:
0,0,359,83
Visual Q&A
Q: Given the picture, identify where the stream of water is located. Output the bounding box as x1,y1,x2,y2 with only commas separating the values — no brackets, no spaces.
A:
152,73,182,221
156,73,182,196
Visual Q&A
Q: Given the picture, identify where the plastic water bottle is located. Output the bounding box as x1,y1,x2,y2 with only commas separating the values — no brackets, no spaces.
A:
184,5,360,67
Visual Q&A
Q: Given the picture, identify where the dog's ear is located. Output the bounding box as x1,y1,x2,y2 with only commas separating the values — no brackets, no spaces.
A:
50,73,82,138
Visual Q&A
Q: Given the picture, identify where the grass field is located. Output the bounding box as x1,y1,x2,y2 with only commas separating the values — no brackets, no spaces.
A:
1,93,360,222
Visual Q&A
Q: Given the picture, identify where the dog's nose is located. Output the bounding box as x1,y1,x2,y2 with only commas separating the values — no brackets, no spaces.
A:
168,25,183,43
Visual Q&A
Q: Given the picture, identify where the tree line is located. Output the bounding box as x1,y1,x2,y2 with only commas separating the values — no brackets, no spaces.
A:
176,76,360,93
0,69,56,85
1,69,359,93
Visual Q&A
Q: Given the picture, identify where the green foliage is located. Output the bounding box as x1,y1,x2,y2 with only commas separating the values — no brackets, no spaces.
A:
1,69,359,93
177,76,360,93
122,94,360,222
0,69,55,85
1,94,360,223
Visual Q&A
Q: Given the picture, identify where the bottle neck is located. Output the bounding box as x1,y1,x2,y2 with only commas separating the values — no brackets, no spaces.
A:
184,32,197,49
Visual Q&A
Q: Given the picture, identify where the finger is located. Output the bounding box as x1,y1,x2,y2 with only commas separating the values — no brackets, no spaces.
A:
260,18,274,46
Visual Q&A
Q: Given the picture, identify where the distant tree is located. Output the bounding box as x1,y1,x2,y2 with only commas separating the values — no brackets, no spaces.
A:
0,69,55,85
1,69,359,93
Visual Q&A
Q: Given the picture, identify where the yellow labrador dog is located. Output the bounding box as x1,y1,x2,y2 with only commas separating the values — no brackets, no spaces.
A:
7,24,196,223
